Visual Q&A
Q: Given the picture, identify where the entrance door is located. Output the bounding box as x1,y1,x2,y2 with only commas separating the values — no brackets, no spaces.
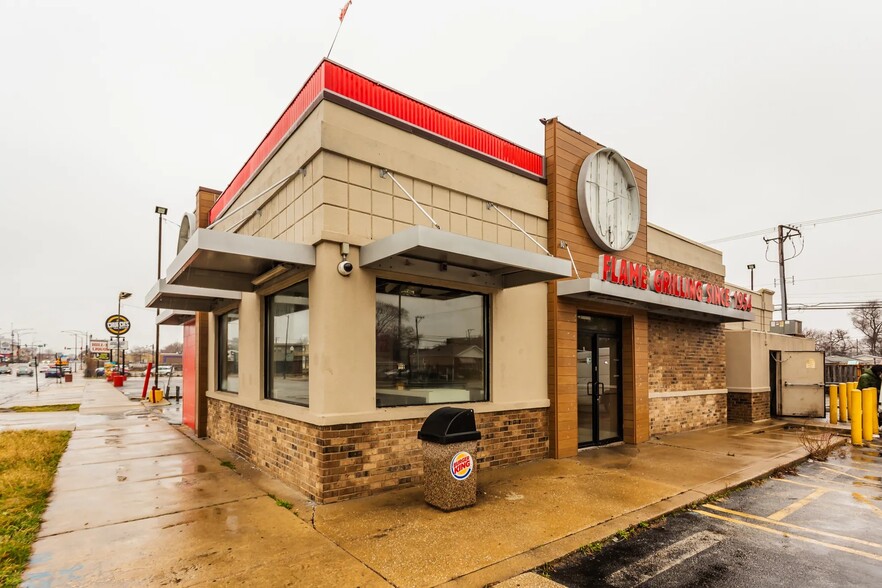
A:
577,314,622,446
776,350,826,417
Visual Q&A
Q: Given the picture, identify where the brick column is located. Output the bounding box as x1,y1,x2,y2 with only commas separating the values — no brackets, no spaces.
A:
194,187,221,437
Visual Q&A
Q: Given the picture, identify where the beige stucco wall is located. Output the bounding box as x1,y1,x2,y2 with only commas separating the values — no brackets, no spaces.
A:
205,99,552,426
212,102,549,254
646,223,725,276
725,330,816,393
725,288,774,332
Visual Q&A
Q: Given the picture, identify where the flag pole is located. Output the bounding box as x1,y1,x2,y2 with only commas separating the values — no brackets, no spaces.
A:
327,1,352,59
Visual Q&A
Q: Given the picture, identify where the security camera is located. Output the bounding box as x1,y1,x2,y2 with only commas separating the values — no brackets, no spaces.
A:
337,260,354,276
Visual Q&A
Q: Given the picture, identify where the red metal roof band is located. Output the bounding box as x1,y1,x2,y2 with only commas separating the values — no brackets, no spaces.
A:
209,60,542,223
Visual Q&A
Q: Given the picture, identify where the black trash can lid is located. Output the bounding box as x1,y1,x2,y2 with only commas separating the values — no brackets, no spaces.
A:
418,407,481,444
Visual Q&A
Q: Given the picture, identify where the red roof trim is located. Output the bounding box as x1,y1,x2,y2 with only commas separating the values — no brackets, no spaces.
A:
209,60,542,223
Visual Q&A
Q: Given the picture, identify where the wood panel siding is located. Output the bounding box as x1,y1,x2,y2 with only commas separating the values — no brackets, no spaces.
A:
545,119,650,457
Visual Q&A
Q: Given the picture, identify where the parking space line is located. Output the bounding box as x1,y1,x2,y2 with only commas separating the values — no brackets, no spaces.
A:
770,474,878,492
821,466,882,487
696,510,882,563
605,531,725,588
851,493,882,519
702,504,882,550
767,487,828,521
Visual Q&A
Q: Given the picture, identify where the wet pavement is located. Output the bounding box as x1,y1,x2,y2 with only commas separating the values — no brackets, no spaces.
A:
538,439,882,587
11,378,857,587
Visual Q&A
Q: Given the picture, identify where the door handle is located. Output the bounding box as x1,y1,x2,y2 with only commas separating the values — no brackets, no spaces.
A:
586,381,593,395
598,382,605,397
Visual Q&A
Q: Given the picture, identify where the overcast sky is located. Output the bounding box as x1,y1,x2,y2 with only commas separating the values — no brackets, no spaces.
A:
2,1,881,355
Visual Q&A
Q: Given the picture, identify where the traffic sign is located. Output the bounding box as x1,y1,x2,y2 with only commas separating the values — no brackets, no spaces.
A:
105,315,131,335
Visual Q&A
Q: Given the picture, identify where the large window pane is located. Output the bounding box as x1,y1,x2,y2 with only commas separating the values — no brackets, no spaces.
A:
376,279,488,407
218,310,239,393
266,280,309,406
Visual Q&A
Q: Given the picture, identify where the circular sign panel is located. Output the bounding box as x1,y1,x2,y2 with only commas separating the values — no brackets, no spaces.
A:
576,148,641,252
449,451,474,481
105,314,131,336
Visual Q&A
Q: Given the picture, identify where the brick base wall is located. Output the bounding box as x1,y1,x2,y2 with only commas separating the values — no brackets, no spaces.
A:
727,391,770,423
649,393,727,436
207,398,548,504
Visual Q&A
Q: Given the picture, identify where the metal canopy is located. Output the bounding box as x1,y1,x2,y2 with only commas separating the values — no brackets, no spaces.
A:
156,309,196,326
359,226,571,289
557,277,754,323
166,228,316,291
145,279,241,313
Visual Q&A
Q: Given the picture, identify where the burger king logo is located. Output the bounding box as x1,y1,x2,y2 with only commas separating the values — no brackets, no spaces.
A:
450,451,474,480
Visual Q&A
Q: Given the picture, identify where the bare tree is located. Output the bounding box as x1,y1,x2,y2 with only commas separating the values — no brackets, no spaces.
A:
850,300,882,355
161,342,184,354
805,328,859,356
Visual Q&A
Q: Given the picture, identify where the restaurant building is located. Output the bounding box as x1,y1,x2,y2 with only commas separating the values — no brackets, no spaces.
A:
149,60,763,503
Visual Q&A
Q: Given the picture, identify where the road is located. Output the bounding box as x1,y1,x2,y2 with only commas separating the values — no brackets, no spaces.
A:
543,438,882,587
0,365,184,429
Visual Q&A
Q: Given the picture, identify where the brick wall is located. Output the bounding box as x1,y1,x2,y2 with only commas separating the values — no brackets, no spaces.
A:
647,313,727,393
208,398,548,503
645,254,728,435
727,391,771,423
649,393,727,435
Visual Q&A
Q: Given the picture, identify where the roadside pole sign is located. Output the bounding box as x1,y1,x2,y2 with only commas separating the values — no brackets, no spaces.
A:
107,339,129,351
105,315,131,336
90,340,110,354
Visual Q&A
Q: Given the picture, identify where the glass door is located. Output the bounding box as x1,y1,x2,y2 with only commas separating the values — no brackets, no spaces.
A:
577,314,622,447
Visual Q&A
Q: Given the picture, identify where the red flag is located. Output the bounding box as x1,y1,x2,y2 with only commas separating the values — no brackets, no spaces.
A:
339,0,352,22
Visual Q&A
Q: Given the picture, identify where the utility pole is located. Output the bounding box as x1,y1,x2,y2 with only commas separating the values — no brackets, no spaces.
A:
764,224,801,321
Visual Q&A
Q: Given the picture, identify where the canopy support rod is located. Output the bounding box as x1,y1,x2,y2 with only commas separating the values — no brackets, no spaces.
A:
208,168,305,229
379,169,440,229
486,202,551,256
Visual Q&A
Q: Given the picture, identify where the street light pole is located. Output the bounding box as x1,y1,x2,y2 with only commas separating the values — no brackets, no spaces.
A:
154,206,167,391
118,292,132,374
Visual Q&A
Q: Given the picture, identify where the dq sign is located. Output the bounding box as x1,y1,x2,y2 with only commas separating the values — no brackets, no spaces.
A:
105,315,131,336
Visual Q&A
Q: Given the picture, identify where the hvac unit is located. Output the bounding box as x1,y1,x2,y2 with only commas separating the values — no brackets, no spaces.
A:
770,320,803,336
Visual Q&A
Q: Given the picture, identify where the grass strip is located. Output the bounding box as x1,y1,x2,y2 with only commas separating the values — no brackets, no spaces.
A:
0,430,71,587
6,404,80,413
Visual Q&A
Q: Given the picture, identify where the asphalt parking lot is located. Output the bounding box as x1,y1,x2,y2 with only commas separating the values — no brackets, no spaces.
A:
543,438,882,587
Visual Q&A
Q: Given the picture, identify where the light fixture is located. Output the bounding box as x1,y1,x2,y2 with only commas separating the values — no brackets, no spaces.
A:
252,264,290,286
119,291,132,300
155,206,168,215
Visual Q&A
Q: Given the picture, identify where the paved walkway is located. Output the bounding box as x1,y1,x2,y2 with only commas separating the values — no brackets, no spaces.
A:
17,379,836,587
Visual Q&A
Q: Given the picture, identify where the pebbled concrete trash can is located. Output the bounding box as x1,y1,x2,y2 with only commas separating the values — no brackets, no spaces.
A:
418,407,481,511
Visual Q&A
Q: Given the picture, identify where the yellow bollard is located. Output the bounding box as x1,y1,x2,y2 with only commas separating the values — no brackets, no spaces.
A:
829,385,838,425
870,388,879,435
839,383,849,421
851,389,862,446
862,388,873,442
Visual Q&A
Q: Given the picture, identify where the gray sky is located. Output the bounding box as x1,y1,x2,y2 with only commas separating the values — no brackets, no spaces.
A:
2,1,881,355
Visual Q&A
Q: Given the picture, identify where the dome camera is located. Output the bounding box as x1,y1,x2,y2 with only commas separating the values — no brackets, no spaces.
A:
337,260,354,276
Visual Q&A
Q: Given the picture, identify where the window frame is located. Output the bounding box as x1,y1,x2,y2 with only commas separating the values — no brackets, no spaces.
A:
374,278,491,408
263,278,310,407
216,308,240,394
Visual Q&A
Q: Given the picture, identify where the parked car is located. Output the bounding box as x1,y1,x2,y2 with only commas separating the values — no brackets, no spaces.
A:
45,367,62,378
157,365,173,376
17,366,34,377
0,365,11,375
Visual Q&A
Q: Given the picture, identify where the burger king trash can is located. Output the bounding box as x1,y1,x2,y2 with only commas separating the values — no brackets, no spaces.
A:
418,407,481,511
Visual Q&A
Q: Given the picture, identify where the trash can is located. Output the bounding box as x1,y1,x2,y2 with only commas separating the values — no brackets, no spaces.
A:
418,407,481,511
113,375,124,387
63,374,72,383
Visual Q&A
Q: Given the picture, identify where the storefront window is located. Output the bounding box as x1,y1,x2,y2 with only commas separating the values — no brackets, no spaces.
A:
376,279,488,407
218,310,239,393
265,280,309,406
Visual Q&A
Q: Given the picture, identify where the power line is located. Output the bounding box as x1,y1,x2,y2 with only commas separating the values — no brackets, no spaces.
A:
705,208,882,245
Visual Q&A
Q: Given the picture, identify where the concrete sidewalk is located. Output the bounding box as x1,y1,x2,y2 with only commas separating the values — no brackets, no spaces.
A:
22,380,828,587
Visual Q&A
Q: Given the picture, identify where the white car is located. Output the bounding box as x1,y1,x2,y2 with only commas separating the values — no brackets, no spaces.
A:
156,365,173,376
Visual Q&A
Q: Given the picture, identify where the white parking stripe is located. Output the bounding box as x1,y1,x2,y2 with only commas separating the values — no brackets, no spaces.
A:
606,530,725,587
